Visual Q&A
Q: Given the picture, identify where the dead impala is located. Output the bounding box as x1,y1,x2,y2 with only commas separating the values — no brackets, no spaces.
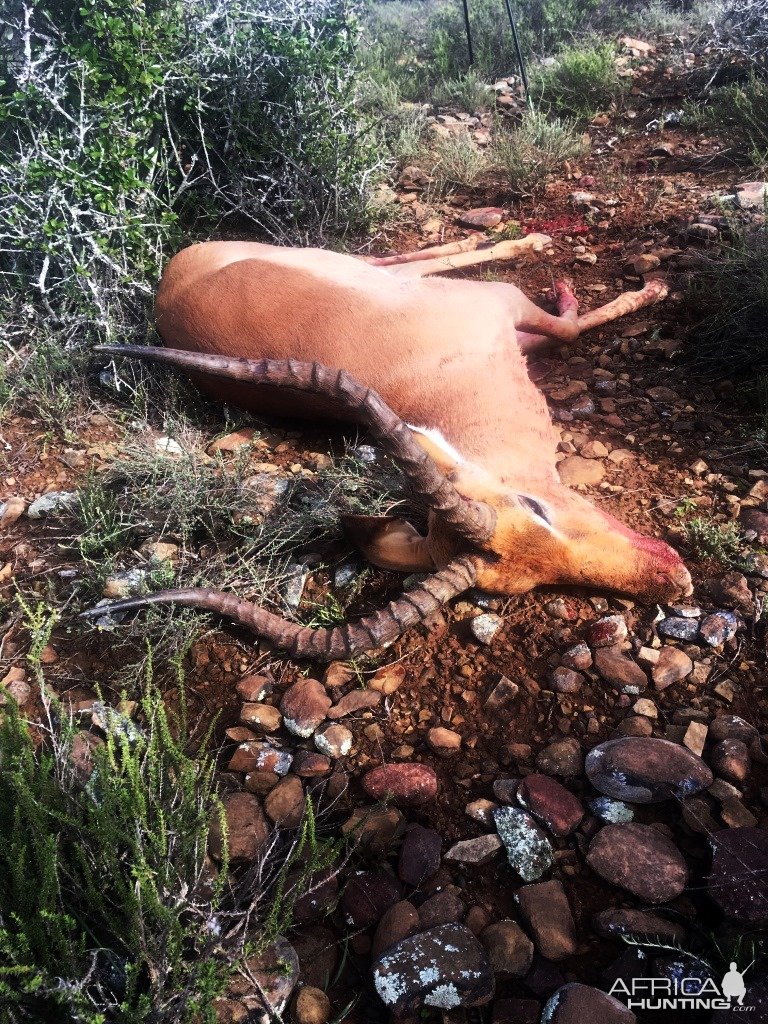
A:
87,233,692,659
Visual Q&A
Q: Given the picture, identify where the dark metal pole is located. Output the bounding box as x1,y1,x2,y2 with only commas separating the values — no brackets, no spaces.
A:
502,0,533,109
461,0,474,67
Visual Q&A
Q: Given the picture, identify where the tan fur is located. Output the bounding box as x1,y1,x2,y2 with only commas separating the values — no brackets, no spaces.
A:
153,238,691,603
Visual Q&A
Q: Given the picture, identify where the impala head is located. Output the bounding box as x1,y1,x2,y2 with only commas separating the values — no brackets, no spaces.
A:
450,474,692,604
86,346,691,662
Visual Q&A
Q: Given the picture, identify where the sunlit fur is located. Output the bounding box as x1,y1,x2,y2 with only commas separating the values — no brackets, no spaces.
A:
154,239,691,603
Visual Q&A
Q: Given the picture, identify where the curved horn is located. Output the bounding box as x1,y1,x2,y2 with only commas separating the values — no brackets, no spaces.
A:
96,346,497,545
80,556,478,661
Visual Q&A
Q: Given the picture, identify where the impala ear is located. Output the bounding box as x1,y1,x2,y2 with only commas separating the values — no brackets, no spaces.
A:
342,515,436,572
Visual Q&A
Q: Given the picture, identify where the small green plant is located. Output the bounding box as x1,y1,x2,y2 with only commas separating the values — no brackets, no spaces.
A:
491,109,589,193
433,70,493,113
375,104,432,166
431,132,489,189
533,43,626,119
304,593,349,628
0,683,229,1022
691,75,768,168
674,506,744,565
682,220,768,388
76,474,136,563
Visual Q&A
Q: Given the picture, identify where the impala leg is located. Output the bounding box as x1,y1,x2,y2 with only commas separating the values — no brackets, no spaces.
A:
515,280,580,353
577,279,669,332
387,233,553,278
359,234,484,267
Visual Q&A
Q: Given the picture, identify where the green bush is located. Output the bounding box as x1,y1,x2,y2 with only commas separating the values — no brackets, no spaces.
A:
0,0,381,416
432,69,494,112
693,75,768,166
361,0,605,101
683,221,768,385
0,680,230,1022
491,109,589,193
533,42,626,119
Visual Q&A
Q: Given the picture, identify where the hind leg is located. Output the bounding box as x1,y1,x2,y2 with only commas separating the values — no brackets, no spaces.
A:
577,279,668,331
516,280,580,353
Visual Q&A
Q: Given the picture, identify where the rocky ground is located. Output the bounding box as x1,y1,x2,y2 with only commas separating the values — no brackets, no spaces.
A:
1,34,767,1024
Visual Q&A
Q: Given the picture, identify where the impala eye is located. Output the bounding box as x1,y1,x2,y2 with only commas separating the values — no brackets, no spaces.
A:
519,495,551,524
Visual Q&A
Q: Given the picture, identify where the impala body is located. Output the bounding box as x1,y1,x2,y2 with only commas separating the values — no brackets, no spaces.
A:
91,234,691,659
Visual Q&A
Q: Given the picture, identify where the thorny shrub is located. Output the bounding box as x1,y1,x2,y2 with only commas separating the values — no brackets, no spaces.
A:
0,0,381,414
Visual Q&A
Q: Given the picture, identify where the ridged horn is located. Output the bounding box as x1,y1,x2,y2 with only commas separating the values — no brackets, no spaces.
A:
96,345,497,545
80,556,478,660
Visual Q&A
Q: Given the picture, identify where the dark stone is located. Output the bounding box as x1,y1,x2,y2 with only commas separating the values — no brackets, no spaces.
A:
517,774,584,836
371,923,495,1012
341,870,402,929
371,900,420,960
491,997,541,1024
541,982,636,1024
292,925,338,990
587,824,688,903
398,823,442,887
586,737,712,803
209,792,269,863
708,827,768,925
515,880,576,960
480,920,534,978
658,617,700,642
699,610,739,647
523,955,567,998
709,714,758,744
711,738,750,785
417,889,465,928
593,908,686,943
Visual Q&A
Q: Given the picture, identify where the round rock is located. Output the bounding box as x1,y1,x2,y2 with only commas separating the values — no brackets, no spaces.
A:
209,792,269,863
313,722,353,758
536,738,584,778
480,920,534,978
470,613,504,644
558,456,605,487
699,610,739,647
710,738,750,785
586,823,688,903
588,615,628,648
292,986,331,1024
362,763,439,807
372,923,495,1012
542,983,636,1024
341,870,401,929
586,737,712,803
